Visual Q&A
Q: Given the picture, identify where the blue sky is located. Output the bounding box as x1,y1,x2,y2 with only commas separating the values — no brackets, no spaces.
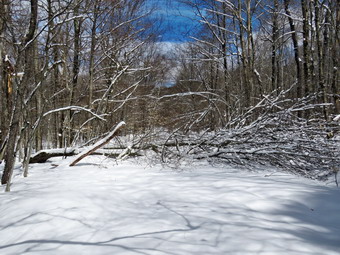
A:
147,0,199,42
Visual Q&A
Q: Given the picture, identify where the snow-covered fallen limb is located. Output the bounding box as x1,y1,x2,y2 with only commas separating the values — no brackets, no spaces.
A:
29,148,78,163
29,147,143,164
69,121,126,166
156,92,340,181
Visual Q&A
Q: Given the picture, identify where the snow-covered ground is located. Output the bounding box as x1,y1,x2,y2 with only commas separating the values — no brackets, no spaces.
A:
1,155,340,255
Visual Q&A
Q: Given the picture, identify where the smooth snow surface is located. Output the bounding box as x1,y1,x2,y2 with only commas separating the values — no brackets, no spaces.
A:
1,156,340,255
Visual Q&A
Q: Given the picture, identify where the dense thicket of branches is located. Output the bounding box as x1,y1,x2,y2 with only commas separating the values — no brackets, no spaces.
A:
160,0,339,180
0,0,339,190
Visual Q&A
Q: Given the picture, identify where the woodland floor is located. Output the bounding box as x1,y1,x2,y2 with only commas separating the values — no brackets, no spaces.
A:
0,155,340,255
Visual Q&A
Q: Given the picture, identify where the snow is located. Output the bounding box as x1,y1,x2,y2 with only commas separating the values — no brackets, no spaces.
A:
1,156,340,255
4,55,10,62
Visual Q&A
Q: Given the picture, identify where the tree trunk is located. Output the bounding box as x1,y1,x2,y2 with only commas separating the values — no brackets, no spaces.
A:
1,0,38,191
30,148,77,163
89,0,99,109
320,3,330,119
284,0,303,112
331,0,340,114
301,0,310,96
221,2,229,123
271,0,279,94
237,0,250,109
0,1,10,147
68,0,82,146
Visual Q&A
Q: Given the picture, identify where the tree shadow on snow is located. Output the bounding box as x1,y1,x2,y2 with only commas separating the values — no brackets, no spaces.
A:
0,203,201,255
270,187,340,251
0,227,198,255
0,173,339,255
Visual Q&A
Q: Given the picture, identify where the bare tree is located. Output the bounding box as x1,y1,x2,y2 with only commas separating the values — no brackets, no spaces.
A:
284,0,303,101
0,0,11,158
1,0,38,190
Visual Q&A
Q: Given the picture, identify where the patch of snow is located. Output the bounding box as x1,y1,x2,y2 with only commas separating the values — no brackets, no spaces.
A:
4,55,10,62
0,156,339,254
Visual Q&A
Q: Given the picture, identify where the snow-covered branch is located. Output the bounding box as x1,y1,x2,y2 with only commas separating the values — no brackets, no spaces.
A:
42,106,105,121
69,121,126,166
155,90,340,181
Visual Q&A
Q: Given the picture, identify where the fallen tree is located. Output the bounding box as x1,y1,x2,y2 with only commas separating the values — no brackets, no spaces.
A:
29,122,126,165
157,90,340,181
29,148,77,163
69,121,126,166
27,91,339,183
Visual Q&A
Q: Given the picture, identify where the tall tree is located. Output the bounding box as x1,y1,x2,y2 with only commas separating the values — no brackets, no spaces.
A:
284,0,303,101
1,0,38,190
301,0,310,95
0,0,10,154
331,0,340,114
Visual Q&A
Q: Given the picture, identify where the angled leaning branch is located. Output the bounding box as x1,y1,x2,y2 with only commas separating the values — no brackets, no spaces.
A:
69,121,126,167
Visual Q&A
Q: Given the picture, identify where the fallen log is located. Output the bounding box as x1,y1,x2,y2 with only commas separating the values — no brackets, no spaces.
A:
29,148,77,163
69,121,126,166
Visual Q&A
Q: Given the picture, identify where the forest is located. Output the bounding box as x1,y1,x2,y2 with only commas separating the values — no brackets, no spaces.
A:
0,0,339,191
